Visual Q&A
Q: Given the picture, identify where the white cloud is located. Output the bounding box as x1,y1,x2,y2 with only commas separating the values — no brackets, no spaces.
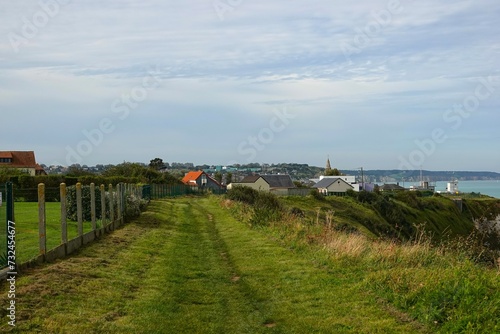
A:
1,0,499,170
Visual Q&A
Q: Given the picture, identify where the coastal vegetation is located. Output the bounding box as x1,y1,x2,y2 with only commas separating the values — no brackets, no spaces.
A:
1,194,498,332
225,187,500,332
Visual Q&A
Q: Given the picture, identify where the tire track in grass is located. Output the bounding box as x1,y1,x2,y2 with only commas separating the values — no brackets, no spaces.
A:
118,199,272,333
193,201,277,330
197,197,427,333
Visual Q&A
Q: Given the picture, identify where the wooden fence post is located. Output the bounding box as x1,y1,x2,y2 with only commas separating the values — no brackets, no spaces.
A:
109,184,114,225
76,182,83,237
60,183,67,244
117,183,123,224
90,183,96,231
100,184,106,227
38,183,46,256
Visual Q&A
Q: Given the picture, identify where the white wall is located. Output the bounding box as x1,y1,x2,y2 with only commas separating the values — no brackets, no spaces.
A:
319,175,356,183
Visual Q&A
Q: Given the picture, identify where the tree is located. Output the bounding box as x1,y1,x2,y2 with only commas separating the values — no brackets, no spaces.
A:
325,168,342,176
103,162,181,184
214,172,223,184
149,158,164,170
103,162,148,177
293,181,308,188
66,165,94,177
226,172,233,185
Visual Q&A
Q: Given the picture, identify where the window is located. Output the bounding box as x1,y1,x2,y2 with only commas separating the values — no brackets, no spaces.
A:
0,158,12,163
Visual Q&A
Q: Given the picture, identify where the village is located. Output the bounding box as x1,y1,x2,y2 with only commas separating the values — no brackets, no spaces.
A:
1,150,472,198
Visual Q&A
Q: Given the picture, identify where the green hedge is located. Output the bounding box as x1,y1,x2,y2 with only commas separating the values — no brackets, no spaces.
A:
65,185,148,222
226,186,283,226
66,185,111,221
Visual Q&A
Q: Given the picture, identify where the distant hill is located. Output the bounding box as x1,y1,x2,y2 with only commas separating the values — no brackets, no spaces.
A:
261,164,500,182
251,164,500,182
341,170,500,183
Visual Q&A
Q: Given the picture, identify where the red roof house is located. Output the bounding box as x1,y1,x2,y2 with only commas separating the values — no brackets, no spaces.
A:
182,171,224,190
0,151,46,175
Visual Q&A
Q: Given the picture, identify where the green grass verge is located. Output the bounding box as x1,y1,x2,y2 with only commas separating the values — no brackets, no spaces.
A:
247,195,500,333
1,202,95,264
0,198,424,333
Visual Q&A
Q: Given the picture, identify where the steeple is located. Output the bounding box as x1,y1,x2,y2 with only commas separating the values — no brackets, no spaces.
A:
325,156,332,173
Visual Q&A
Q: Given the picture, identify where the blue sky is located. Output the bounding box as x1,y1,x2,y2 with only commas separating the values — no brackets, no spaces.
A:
1,0,499,171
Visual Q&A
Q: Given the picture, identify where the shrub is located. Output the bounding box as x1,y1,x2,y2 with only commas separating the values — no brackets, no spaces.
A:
309,189,324,201
346,189,358,199
357,190,379,204
226,187,284,227
226,186,259,205
124,194,142,219
250,192,283,226
66,184,148,222
66,185,109,221
395,191,422,209
290,206,305,218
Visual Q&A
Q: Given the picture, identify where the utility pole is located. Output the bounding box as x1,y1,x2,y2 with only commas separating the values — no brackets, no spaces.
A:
361,167,364,191
358,167,364,191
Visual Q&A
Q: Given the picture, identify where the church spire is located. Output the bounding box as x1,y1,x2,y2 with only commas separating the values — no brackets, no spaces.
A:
325,156,332,173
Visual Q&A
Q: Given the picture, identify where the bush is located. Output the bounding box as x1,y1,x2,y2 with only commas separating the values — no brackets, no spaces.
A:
395,191,422,209
346,189,358,199
250,192,283,226
290,206,305,218
66,185,109,221
226,186,259,205
66,184,149,222
309,189,324,201
357,191,379,204
226,187,284,227
124,194,142,219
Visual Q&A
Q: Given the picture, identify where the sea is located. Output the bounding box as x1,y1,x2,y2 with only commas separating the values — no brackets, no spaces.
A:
403,180,500,199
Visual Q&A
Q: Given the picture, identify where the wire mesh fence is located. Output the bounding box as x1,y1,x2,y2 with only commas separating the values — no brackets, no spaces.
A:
0,182,14,269
0,184,6,266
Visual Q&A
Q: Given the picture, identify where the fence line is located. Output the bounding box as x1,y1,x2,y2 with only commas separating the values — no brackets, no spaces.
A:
15,182,141,273
1,182,226,278
143,184,226,200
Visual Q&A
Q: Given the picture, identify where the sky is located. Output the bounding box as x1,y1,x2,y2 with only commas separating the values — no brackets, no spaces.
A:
1,0,499,171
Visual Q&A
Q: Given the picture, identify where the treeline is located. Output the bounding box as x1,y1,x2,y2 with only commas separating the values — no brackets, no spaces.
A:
1,162,182,202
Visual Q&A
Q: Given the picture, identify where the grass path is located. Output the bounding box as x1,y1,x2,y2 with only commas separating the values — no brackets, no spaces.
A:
0,197,426,333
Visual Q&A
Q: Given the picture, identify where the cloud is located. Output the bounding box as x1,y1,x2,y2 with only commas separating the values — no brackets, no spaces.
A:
1,0,499,171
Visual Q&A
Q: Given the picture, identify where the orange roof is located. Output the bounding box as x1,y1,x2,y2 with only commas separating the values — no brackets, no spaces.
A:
182,171,204,185
0,152,13,159
0,151,37,168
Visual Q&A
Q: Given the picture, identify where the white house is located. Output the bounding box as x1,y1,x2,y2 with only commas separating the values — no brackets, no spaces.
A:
313,178,354,196
320,175,356,183
228,174,296,194
447,181,459,193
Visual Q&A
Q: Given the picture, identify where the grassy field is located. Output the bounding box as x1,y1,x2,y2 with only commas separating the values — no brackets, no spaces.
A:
1,195,498,332
0,198,425,333
0,202,95,264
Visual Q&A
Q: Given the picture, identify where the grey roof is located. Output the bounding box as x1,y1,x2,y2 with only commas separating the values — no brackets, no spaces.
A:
379,183,406,191
261,174,296,188
240,175,262,183
313,178,354,189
